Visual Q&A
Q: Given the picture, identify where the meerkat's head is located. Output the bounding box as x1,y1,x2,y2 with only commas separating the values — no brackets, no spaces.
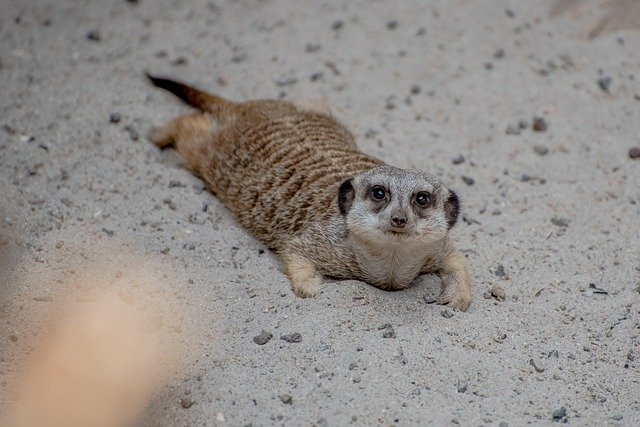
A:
337,165,460,244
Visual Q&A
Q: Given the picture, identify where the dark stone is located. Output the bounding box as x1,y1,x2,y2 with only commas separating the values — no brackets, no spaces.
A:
552,407,567,422
172,56,188,66
451,155,465,165
598,76,612,93
534,145,549,156
180,398,194,409
551,217,570,228
280,332,302,343
253,330,273,345
86,30,100,41
532,117,548,132
305,43,321,53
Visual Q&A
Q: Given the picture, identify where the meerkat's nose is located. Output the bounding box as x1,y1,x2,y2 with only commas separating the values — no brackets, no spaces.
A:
390,212,407,228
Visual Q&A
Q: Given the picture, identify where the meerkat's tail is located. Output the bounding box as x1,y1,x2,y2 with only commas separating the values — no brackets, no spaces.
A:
146,73,231,113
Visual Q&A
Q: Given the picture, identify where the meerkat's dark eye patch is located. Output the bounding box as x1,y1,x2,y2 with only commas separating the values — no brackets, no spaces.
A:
338,178,355,215
415,191,431,206
370,186,386,201
445,190,460,229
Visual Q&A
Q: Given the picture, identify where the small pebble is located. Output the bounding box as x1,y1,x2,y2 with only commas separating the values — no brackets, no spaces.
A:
490,284,506,301
552,407,567,422
410,84,421,95
109,112,121,123
530,358,545,372
441,309,454,318
612,415,623,421
310,72,323,82
456,379,468,393
551,217,570,228
532,117,548,132
461,176,475,186
451,155,465,165
629,147,640,159
493,48,505,59
305,43,321,53
9,334,18,342
518,119,529,129
505,125,521,135
331,20,343,30
386,20,398,30
172,56,188,66
494,264,506,278
274,76,297,87
231,53,247,63
101,227,114,237
598,76,612,93
280,332,302,343
253,330,273,345
180,398,194,409
86,30,100,41
379,324,395,338
533,145,549,156
279,394,292,404
123,125,139,141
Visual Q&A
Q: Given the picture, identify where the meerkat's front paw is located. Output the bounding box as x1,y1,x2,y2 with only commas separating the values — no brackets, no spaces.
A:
291,276,321,298
437,249,472,311
437,277,471,311
282,252,322,298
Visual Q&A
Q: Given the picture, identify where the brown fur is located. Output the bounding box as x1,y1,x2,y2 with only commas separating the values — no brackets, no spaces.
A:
147,75,471,311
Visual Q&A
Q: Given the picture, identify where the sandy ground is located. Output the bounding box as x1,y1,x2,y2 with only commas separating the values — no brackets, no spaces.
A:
1,0,639,425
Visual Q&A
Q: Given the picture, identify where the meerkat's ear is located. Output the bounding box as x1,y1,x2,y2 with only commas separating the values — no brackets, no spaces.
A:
338,179,355,215
445,190,460,229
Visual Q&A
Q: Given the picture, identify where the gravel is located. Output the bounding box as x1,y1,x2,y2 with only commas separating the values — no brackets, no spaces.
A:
532,117,548,132
1,1,638,426
280,332,302,343
253,330,273,345
461,176,475,186
552,407,567,422
533,145,549,156
598,76,612,92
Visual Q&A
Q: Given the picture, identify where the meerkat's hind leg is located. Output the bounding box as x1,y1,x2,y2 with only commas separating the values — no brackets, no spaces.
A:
149,112,221,174
149,118,179,148
436,249,471,311
282,252,322,298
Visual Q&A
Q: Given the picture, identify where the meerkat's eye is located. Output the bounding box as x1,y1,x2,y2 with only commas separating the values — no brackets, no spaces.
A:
415,191,431,206
371,186,386,200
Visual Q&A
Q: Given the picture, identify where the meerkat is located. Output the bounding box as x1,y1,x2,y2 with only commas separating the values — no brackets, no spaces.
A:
146,74,471,311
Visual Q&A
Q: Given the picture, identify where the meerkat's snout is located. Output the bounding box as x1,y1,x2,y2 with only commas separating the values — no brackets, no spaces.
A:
389,210,408,229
